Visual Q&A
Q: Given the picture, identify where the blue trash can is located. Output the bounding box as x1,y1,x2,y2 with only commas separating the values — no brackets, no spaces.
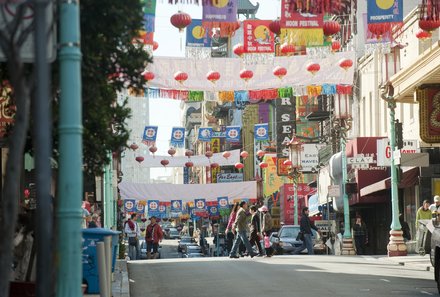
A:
82,228,121,294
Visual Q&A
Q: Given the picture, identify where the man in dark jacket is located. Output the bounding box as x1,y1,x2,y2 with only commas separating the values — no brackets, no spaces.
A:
293,207,321,255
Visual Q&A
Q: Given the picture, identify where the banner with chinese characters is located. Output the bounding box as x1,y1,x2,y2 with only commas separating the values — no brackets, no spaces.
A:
198,127,213,142
141,0,156,45
418,85,440,143
124,199,136,213
202,0,238,37
194,198,208,217
142,125,158,146
186,19,211,47
225,126,241,142
170,127,185,148
367,0,403,24
158,202,167,218
243,20,274,53
147,200,160,218
170,199,182,212
254,123,269,141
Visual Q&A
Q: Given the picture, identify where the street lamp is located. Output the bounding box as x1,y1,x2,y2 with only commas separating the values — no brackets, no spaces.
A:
287,134,302,225
334,94,355,255
380,83,407,257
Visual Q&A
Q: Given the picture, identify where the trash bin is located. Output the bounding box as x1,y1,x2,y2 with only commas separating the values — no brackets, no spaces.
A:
82,228,121,294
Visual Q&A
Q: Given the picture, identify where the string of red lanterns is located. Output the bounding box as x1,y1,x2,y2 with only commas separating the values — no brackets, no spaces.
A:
306,62,320,75
174,71,188,84
233,44,245,57
323,20,341,41
206,71,221,84
239,69,253,82
280,43,295,56
142,70,155,83
170,11,192,32
273,66,287,80
339,58,353,71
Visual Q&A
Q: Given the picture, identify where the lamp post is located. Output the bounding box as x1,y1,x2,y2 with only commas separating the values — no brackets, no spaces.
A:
287,134,302,225
380,83,407,257
334,94,355,255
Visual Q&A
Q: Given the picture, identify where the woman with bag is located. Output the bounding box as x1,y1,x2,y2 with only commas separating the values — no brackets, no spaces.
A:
259,205,273,257
226,202,240,254
124,213,140,260
145,216,163,259
249,205,264,256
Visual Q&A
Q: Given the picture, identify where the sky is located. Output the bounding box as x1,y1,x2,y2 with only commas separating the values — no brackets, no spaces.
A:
148,0,281,178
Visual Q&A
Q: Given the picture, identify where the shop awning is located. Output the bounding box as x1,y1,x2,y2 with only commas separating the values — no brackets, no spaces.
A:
360,167,420,197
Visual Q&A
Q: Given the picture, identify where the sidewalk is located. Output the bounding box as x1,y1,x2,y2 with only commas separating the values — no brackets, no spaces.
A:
85,259,129,297
375,254,433,271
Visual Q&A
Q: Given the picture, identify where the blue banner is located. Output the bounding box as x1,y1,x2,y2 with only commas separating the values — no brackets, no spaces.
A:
158,203,167,218
170,127,185,148
225,126,241,142
254,123,269,141
198,127,213,142
194,198,206,210
142,126,158,146
135,201,145,214
171,200,182,212
208,205,219,216
186,19,211,47
147,200,160,218
217,197,229,209
124,199,136,213
367,0,403,24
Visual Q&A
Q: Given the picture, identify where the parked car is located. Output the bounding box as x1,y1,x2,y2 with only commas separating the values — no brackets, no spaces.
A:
182,244,202,257
139,239,161,259
168,228,181,240
270,225,326,255
431,217,440,293
177,236,197,252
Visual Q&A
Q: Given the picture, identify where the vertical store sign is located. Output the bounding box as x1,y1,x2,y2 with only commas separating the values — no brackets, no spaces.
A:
276,97,296,175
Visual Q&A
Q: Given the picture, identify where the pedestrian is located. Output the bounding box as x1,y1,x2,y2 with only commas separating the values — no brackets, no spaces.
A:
352,215,368,255
124,213,140,260
259,205,273,257
293,207,321,255
87,213,100,228
399,214,411,242
430,195,440,214
226,202,240,254
229,201,258,259
416,200,432,228
249,205,264,256
145,216,163,259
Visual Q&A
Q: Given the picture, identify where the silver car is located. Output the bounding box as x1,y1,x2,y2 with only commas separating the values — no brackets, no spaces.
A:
270,225,325,255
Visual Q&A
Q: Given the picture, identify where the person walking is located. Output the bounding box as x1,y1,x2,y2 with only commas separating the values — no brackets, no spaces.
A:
416,200,432,228
249,205,264,256
229,201,258,259
226,202,240,254
124,213,140,260
145,216,163,259
352,215,368,255
430,195,440,214
293,207,320,255
259,205,273,257
399,214,411,242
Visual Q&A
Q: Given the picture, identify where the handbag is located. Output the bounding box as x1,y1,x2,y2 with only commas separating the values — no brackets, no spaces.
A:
296,231,305,241
128,236,138,246
264,235,271,248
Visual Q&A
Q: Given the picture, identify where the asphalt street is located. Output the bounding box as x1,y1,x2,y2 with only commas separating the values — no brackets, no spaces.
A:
126,239,438,297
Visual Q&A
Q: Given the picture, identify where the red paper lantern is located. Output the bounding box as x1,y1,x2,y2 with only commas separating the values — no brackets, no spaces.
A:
185,161,194,168
331,40,341,52
149,146,157,156
306,63,320,75
130,143,139,150
269,19,281,35
210,162,219,168
240,151,249,159
283,159,292,166
280,43,295,56
174,71,188,84
135,156,144,163
273,66,287,80
235,162,244,170
160,159,169,167
168,148,176,157
323,20,341,38
367,23,392,39
205,151,213,158
142,70,155,82
256,150,265,158
206,71,221,84
222,151,231,159
239,69,253,82
416,29,432,40
339,58,353,71
185,150,193,158
419,19,440,32
259,162,268,169
152,41,159,51
233,44,245,57
170,11,192,32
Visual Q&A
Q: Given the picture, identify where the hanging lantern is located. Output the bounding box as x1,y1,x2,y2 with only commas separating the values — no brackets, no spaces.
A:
419,19,440,33
287,137,302,169
135,156,144,163
256,150,265,158
205,151,213,158
269,19,281,35
306,63,320,75
235,162,244,170
206,71,221,84
222,151,231,159
210,162,219,169
334,92,350,119
152,41,159,51
339,58,353,71
149,146,158,157
259,162,268,169
273,66,287,80
240,151,249,159
280,43,295,56
185,150,193,158
367,23,392,39
160,159,169,167
185,161,194,168
323,20,341,41
174,71,188,84
168,148,176,157
130,143,139,151
233,44,245,57
331,40,341,52
142,70,155,83
283,159,292,166
416,29,432,40
239,69,253,82
170,11,192,32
